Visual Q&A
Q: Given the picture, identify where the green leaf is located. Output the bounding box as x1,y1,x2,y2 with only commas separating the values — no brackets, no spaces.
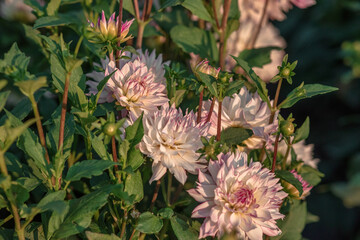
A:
0,90,10,112
299,165,324,186
37,191,67,214
125,114,144,148
10,183,30,207
46,0,61,16
232,56,270,107
271,200,307,240
160,0,184,10
65,160,119,182
0,80,7,90
170,25,218,61
127,149,144,171
158,208,174,219
123,0,135,16
136,212,163,234
225,80,245,97
91,133,112,161
170,215,198,240
182,0,213,23
276,170,303,196
220,127,254,146
34,15,77,29
14,77,47,97
124,170,144,203
238,47,282,68
85,232,121,240
293,117,310,144
52,185,118,239
16,177,40,192
280,83,338,109
170,89,187,107
197,72,218,97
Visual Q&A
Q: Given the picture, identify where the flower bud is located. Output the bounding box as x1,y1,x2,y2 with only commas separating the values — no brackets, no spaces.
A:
281,67,291,78
194,60,220,79
204,145,215,156
103,123,117,136
282,170,313,200
280,121,295,137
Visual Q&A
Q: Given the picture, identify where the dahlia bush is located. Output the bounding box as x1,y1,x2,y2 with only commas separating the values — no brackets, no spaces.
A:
0,0,338,239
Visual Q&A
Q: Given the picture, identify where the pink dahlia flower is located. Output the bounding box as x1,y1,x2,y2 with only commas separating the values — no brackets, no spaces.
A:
188,151,287,239
105,59,168,119
290,0,316,9
202,87,278,150
139,104,210,184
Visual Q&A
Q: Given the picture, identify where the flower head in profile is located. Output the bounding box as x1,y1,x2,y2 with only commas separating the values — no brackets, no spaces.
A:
87,11,134,44
282,170,313,200
105,59,168,119
191,55,220,79
202,87,278,150
188,151,287,239
139,104,210,184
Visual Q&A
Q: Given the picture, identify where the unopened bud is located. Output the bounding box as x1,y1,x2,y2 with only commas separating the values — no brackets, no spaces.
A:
103,123,117,136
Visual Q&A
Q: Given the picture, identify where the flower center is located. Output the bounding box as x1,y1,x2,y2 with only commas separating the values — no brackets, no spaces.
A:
228,186,254,210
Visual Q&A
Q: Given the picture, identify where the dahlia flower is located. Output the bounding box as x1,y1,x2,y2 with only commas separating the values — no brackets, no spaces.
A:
227,20,286,82
86,49,169,102
105,59,168,119
282,170,312,200
139,104,209,184
87,10,134,44
188,151,287,239
202,87,278,149
0,0,36,23
278,139,319,169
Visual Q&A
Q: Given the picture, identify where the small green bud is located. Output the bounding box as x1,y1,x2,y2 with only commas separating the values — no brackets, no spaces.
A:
280,121,295,137
204,145,215,156
103,123,117,136
281,67,291,78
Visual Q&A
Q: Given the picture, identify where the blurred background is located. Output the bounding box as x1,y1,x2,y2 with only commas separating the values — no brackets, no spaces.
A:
1,0,359,239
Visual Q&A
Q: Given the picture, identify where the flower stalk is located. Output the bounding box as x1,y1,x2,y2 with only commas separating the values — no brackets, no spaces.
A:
219,0,232,69
116,0,124,68
58,71,71,153
216,100,222,141
197,90,204,123
246,0,270,49
272,134,280,172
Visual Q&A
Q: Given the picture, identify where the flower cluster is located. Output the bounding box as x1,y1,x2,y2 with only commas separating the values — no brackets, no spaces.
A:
188,151,288,239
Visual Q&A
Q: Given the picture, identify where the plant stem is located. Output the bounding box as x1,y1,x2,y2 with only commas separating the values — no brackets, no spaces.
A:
271,134,280,173
136,22,145,49
116,0,123,68
129,229,137,240
216,101,222,141
206,97,216,123
111,136,121,182
58,71,71,153
219,0,232,69
282,141,292,170
149,179,161,211
74,35,84,59
0,152,8,176
133,0,140,21
11,203,24,240
119,210,128,238
29,95,50,165
197,89,204,123
171,184,183,205
166,172,172,206
144,0,153,20
0,214,13,227
246,0,269,49
159,219,169,240
211,0,220,29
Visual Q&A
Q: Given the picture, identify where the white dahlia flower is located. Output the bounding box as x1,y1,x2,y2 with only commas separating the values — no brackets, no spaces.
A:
278,139,319,169
139,104,210,184
105,59,168,119
86,49,168,103
188,151,287,239
227,20,286,82
202,87,277,150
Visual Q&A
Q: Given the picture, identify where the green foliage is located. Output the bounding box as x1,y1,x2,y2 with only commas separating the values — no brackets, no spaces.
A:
238,47,282,68
276,170,304,197
279,83,338,109
293,117,310,144
220,127,254,147
136,212,163,234
170,25,218,61
170,215,198,240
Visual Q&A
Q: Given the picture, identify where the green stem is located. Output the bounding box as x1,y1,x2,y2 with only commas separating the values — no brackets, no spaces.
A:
282,141,292,170
159,219,169,240
119,210,128,238
10,203,24,240
219,0,232,69
74,35,84,59
271,134,280,173
216,101,222,141
0,214,13,227
0,152,8,176
246,0,269,49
